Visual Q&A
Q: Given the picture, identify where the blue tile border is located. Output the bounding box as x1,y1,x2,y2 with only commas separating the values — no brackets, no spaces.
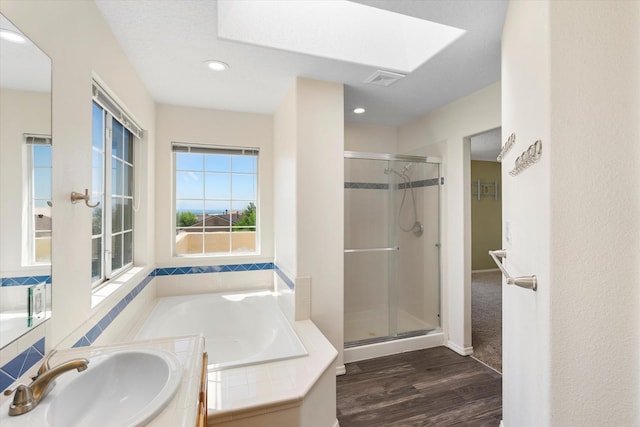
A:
398,177,442,189
71,269,157,349
345,177,444,190
0,338,45,392
274,264,295,290
344,182,389,190
71,262,275,349
154,262,274,276
1,275,52,287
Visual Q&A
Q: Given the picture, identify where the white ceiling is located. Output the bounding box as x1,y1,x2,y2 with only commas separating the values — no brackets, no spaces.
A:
0,15,51,93
94,0,507,127
470,127,502,162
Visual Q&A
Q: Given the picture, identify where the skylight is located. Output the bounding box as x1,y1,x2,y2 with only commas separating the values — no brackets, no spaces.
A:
216,0,466,74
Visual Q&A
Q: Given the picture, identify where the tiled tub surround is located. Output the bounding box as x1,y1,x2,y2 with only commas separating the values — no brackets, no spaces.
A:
1,261,337,426
131,290,338,426
0,336,206,426
203,320,338,426
0,262,283,394
0,338,45,393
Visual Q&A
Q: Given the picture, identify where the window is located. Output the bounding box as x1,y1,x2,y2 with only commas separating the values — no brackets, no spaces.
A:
91,82,141,286
25,134,52,265
173,143,258,256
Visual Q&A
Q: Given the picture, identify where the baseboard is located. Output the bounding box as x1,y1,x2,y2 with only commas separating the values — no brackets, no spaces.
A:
336,365,346,376
472,268,500,273
499,420,504,427
447,340,474,356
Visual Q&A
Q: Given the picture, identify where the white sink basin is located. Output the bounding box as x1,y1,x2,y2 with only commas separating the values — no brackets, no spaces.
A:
1,348,182,427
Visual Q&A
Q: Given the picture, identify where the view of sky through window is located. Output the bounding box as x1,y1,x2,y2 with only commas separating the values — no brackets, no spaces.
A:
175,152,256,215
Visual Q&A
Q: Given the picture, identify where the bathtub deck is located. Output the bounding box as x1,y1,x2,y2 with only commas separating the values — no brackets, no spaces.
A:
206,319,338,426
337,346,502,426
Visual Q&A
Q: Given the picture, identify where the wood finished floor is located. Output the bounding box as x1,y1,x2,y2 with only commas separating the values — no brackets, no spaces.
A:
337,347,502,427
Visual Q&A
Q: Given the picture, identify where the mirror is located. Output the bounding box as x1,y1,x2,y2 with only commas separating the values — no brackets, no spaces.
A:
0,14,52,348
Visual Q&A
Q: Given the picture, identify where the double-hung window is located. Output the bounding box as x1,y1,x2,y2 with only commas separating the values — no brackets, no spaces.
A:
173,143,258,256
25,134,52,265
91,82,140,286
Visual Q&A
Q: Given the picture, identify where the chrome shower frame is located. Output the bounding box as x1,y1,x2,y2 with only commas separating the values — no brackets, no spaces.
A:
343,150,442,349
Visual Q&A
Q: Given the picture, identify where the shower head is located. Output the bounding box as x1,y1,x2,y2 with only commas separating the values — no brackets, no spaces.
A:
385,163,414,178
384,167,404,178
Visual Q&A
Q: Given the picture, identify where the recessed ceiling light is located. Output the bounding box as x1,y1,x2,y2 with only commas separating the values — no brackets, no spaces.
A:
0,29,26,44
353,107,366,114
205,60,229,71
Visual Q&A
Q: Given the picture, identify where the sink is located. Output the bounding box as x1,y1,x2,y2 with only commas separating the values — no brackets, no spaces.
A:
1,348,182,427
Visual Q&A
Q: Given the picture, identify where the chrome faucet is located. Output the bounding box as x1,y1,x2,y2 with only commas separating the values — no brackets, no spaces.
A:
3,350,89,416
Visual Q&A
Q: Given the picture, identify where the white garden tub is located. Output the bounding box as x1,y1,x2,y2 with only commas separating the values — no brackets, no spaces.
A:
135,291,307,370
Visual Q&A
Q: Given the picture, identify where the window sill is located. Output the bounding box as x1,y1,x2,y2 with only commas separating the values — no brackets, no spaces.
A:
91,266,147,309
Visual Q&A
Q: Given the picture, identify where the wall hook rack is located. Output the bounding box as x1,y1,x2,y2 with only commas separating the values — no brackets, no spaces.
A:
489,249,537,291
70,189,100,208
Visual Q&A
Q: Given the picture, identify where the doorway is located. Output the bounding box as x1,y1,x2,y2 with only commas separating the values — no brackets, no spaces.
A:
469,127,502,371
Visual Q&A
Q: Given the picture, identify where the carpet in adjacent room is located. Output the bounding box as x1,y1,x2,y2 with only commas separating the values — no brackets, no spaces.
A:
471,271,502,372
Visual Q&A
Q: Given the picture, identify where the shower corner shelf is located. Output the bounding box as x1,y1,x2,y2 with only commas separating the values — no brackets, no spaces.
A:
472,180,499,201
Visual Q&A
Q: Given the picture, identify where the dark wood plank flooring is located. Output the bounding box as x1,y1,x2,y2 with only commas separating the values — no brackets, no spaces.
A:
337,347,502,427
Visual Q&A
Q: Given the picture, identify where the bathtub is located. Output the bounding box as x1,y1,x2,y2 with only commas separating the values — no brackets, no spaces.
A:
135,290,307,370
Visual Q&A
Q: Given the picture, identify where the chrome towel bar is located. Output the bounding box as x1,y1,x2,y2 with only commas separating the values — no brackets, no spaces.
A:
488,249,537,291
344,247,399,253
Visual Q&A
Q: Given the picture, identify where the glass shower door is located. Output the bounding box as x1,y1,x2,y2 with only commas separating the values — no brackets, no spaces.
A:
390,160,441,337
344,153,441,346
344,156,397,343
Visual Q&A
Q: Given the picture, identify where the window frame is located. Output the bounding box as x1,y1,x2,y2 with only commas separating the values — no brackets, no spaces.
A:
91,101,136,287
24,134,52,266
172,142,260,257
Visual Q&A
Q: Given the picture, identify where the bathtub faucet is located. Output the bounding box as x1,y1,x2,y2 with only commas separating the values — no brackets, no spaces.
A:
3,350,89,416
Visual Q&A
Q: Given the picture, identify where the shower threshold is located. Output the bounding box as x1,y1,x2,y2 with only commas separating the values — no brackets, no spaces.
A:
343,328,445,363
345,328,435,349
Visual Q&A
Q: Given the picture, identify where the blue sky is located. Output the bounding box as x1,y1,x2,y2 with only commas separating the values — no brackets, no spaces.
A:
32,144,51,208
175,152,256,215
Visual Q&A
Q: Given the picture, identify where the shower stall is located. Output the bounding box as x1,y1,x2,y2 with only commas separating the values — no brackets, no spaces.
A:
344,151,442,360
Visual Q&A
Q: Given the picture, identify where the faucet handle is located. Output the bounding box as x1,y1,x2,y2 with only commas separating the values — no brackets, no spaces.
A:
4,384,36,415
4,384,32,401
32,349,57,381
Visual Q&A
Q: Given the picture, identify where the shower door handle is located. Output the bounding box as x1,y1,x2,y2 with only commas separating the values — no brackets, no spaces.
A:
344,247,399,253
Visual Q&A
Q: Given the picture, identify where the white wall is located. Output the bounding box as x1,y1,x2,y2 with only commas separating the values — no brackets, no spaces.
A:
399,82,501,355
345,123,397,153
273,82,298,287
501,2,551,423
296,78,345,369
502,1,640,425
154,103,274,271
0,0,156,352
274,78,345,369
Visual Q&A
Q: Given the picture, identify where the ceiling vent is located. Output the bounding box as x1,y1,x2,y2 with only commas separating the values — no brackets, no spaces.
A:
363,70,406,87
